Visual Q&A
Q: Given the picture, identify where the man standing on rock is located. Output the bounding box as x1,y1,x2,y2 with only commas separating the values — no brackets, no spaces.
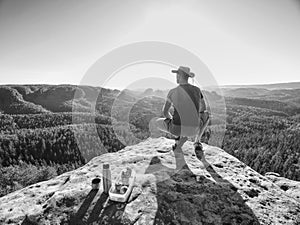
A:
150,66,209,158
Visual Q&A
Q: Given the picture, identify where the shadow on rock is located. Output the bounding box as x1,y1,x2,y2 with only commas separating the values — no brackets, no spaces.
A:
69,189,98,224
69,190,127,224
145,143,261,225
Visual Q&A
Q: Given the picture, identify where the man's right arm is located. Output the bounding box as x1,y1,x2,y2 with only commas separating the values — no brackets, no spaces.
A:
199,91,206,113
198,90,209,123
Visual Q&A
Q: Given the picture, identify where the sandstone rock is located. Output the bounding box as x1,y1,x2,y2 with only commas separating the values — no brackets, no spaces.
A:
0,137,299,224
265,173,300,203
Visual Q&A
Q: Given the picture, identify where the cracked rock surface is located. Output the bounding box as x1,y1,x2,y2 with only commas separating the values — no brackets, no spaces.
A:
0,137,300,224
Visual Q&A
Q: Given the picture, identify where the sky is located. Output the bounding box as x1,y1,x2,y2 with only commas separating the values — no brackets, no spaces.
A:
0,0,300,90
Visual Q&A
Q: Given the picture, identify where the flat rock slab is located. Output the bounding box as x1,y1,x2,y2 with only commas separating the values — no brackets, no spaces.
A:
0,137,299,224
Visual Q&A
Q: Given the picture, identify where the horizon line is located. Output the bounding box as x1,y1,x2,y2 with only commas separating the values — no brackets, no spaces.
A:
0,80,299,90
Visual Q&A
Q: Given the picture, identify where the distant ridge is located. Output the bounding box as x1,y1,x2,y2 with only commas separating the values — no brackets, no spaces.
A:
219,81,300,90
1,83,299,115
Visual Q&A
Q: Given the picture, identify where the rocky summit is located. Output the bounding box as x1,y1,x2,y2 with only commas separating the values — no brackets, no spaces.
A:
0,137,299,225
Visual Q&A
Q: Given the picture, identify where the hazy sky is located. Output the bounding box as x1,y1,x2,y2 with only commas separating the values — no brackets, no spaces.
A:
0,0,300,89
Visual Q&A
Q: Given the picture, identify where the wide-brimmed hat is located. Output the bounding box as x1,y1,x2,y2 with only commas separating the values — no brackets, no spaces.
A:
171,66,195,78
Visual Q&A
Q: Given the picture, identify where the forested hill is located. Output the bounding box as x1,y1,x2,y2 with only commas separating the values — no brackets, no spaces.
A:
0,84,299,198
0,85,106,114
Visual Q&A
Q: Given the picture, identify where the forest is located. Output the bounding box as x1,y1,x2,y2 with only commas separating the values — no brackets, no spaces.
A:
0,84,299,197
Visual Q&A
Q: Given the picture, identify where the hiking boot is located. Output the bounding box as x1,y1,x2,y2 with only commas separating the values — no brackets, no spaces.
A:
172,136,188,151
172,136,180,151
172,144,177,151
194,142,203,159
